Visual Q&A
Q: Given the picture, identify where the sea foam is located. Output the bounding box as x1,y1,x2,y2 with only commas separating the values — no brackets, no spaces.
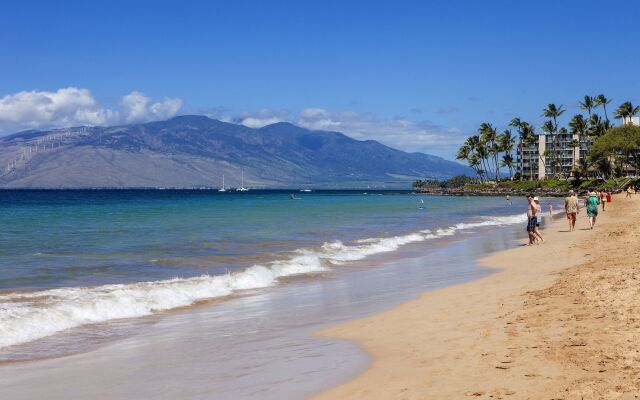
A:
0,213,527,349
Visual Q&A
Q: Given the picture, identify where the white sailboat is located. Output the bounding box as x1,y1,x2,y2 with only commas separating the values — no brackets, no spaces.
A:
218,174,227,192
236,170,249,192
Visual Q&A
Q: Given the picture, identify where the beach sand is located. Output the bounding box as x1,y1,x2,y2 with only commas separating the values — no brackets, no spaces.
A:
315,195,640,399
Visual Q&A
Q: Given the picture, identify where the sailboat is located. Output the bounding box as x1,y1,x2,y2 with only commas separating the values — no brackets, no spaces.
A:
218,175,227,192
236,170,249,192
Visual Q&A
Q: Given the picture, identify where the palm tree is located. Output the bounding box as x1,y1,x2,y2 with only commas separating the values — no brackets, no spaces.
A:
594,157,612,179
541,120,555,177
456,144,470,163
614,101,640,125
498,129,515,181
542,103,565,128
509,118,524,179
579,95,595,117
568,114,588,175
568,114,588,137
614,102,630,123
456,144,474,178
540,121,554,134
477,140,492,181
468,154,483,182
594,94,612,122
465,135,488,182
568,139,580,176
541,103,565,178
478,123,499,181
501,153,515,180
521,122,538,180
576,157,591,179
500,129,515,154
587,114,608,138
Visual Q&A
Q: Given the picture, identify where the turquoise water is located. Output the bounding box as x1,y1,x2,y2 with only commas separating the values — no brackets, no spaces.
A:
1,189,517,290
0,189,543,351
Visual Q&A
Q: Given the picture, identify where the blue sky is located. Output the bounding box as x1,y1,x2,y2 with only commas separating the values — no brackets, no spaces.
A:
1,0,638,159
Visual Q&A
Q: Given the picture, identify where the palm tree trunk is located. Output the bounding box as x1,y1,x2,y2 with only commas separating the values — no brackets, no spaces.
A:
519,143,523,180
480,158,489,182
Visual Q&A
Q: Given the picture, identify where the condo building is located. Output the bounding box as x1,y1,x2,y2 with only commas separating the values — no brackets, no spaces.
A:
516,133,590,180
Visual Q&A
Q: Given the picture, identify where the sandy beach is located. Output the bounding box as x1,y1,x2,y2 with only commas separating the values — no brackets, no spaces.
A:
316,194,640,399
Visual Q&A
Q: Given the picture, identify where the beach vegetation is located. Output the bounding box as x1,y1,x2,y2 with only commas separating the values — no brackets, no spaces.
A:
454,94,640,186
613,101,640,125
413,175,474,189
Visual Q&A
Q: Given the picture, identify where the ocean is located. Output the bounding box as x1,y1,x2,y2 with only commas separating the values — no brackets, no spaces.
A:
0,190,557,384
0,189,566,399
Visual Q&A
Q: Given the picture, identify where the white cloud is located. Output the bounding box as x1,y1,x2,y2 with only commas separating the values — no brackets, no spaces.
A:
241,116,283,128
120,91,183,123
299,107,330,119
296,110,463,151
227,107,464,153
0,87,462,155
0,87,182,134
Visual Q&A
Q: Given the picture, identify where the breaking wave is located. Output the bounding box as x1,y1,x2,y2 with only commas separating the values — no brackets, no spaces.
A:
0,213,527,349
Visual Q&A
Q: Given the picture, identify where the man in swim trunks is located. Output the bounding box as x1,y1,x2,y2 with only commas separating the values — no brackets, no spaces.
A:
564,190,579,231
526,195,537,244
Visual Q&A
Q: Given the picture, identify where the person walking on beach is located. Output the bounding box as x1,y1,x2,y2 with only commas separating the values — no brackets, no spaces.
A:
534,197,542,227
564,190,579,231
627,186,634,198
586,189,599,229
600,190,607,211
533,197,544,243
526,195,537,245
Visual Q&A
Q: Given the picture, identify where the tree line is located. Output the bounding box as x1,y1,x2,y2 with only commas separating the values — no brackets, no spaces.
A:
456,94,640,181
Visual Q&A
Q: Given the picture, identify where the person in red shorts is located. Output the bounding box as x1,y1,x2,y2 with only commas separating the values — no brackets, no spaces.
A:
564,190,579,231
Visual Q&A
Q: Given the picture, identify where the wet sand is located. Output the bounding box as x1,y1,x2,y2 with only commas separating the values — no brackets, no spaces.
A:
315,195,640,399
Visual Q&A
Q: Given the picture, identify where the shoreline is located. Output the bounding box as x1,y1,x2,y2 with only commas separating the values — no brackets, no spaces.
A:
0,199,533,355
314,194,636,398
415,187,624,197
0,211,530,400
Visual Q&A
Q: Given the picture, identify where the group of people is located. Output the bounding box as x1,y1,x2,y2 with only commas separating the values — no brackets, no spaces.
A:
525,189,611,245
566,189,608,231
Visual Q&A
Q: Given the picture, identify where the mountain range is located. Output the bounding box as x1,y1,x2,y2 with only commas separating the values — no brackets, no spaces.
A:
0,115,470,188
